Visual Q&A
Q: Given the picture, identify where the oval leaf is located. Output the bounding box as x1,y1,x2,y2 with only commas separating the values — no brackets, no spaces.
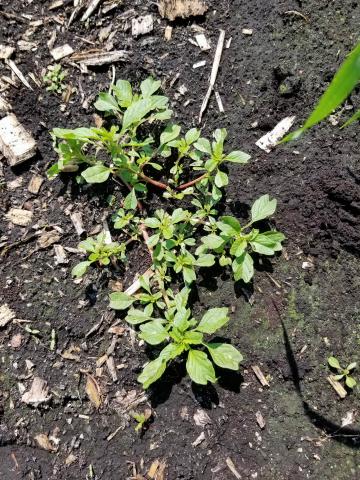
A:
186,349,216,385
81,164,111,184
138,357,167,389
206,343,243,370
197,307,229,334
109,292,134,310
251,195,277,223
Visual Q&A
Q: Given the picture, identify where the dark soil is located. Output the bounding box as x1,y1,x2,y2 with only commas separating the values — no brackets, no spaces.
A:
1,1,360,479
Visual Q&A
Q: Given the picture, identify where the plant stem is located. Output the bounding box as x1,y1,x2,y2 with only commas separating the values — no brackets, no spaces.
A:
176,173,207,190
139,172,168,190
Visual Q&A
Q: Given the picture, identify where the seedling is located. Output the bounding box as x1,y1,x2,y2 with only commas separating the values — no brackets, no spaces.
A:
328,356,357,389
72,232,126,278
43,64,68,94
131,408,152,432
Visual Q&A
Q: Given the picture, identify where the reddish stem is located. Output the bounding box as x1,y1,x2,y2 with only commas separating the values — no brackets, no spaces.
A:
139,173,168,190
176,173,208,190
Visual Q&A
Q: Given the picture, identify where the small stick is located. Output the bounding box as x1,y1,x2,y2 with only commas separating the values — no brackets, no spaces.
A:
81,0,103,21
198,29,225,123
225,457,241,479
215,91,225,113
5,60,33,90
251,365,270,387
327,376,347,399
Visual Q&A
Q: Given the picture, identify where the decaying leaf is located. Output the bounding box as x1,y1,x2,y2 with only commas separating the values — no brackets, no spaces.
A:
61,345,81,362
108,325,125,335
34,433,57,452
0,304,16,328
85,374,102,409
193,408,212,426
5,208,33,226
21,377,51,406
37,230,61,249
158,0,208,21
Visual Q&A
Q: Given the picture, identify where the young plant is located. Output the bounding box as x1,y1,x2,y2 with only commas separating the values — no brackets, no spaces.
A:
328,356,357,389
72,232,126,278
131,408,152,432
43,64,68,94
198,194,285,283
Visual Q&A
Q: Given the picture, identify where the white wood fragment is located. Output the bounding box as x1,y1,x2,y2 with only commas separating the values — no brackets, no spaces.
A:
5,60,33,90
193,408,212,426
251,365,269,387
242,28,253,35
0,304,16,328
50,44,74,61
193,60,206,69
198,29,225,123
49,0,65,9
327,375,347,399
226,37,232,49
70,50,128,66
17,40,37,51
132,15,153,37
195,33,211,51
6,208,33,226
28,175,44,194
125,268,153,296
81,0,103,21
21,377,51,406
188,38,198,47
0,114,37,166
164,25,173,41
0,95,12,112
226,457,242,479
192,431,205,447
70,212,85,236
54,244,68,265
106,355,118,382
255,411,266,429
0,44,15,59
158,0,208,21
255,116,296,153
215,91,224,113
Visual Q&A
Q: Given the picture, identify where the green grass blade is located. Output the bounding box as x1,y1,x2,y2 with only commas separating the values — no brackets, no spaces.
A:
341,108,360,128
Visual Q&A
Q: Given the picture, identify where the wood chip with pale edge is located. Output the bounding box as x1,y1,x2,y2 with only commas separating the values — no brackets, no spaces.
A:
70,50,128,66
0,114,37,166
37,230,61,249
21,377,51,406
50,44,74,61
85,374,102,409
327,375,347,399
0,44,15,59
256,116,296,152
251,365,270,387
5,208,33,226
34,433,56,452
193,408,212,426
256,411,266,429
226,457,242,479
0,304,16,328
132,15,154,37
158,0,208,21
28,175,44,194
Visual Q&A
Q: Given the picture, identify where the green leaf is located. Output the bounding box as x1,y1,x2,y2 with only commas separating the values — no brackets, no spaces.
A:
140,77,161,97
230,238,247,257
202,234,224,249
186,349,216,385
232,252,254,283
94,92,119,112
153,108,172,121
139,320,168,345
217,216,241,236
126,308,153,325
206,343,243,370
144,217,161,229
194,137,212,154
159,343,185,361
138,357,167,389
160,124,181,145
251,195,277,223
123,188,137,210
183,266,196,284
171,208,188,223
183,331,203,345
328,356,341,370
347,362,357,371
81,164,111,184
197,307,229,334
71,261,91,278
345,376,357,389
225,150,251,163
109,292,135,310
185,128,201,144
122,98,153,129
214,170,228,188
195,254,215,267
342,109,360,128
112,79,132,107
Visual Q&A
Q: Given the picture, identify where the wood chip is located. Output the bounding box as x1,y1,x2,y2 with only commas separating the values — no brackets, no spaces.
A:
193,408,212,426
251,365,269,387
125,268,153,296
50,44,74,61
5,208,33,227
37,230,61,249
65,453,77,465
5,60,33,90
158,0,208,21
70,212,85,236
242,28,253,35
195,33,210,51
164,26,172,41
132,15,153,37
226,457,242,479
49,0,65,10
106,355,118,382
0,114,37,166
54,244,68,265
21,377,51,406
85,374,102,408
34,433,56,452
70,49,128,66
81,0,103,21
28,175,44,194
192,431,205,447
193,60,206,69
327,375,347,399
108,326,125,336
215,91,224,113
0,44,15,59
148,459,160,479
255,116,296,153
0,95,12,112
255,411,266,429
0,304,16,328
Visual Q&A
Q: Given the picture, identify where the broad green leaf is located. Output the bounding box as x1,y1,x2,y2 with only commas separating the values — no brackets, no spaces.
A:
206,343,243,370
123,188,137,210
140,77,161,97
122,98,152,129
139,320,168,345
217,216,241,236
109,292,134,310
230,238,247,257
173,308,190,331
251,195,277,223
186,349,216,385
171,208,188,223
185,128,201,144
202,234,224,249
183,266,196,284
197,307,229,334
195,254,215,267
138,357,167,389
52,127,96,140
328,356,341,370
214,128,227,143
112,79,132,107
160,124,181,145
225,150,251,163
232,252,254,283
347,362,357,371
346,376,357,389
94,92,119,112
194,137,212,154
183,331,203,345
126,308,153,325
153,108,173,121
214,170,228,188
71,261,91,278
81,164,111,183
159,343,185,361
144,217,161,229
251,231,284,255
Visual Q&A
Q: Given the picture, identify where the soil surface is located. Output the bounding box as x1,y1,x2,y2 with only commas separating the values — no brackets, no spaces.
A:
1,1,360,479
